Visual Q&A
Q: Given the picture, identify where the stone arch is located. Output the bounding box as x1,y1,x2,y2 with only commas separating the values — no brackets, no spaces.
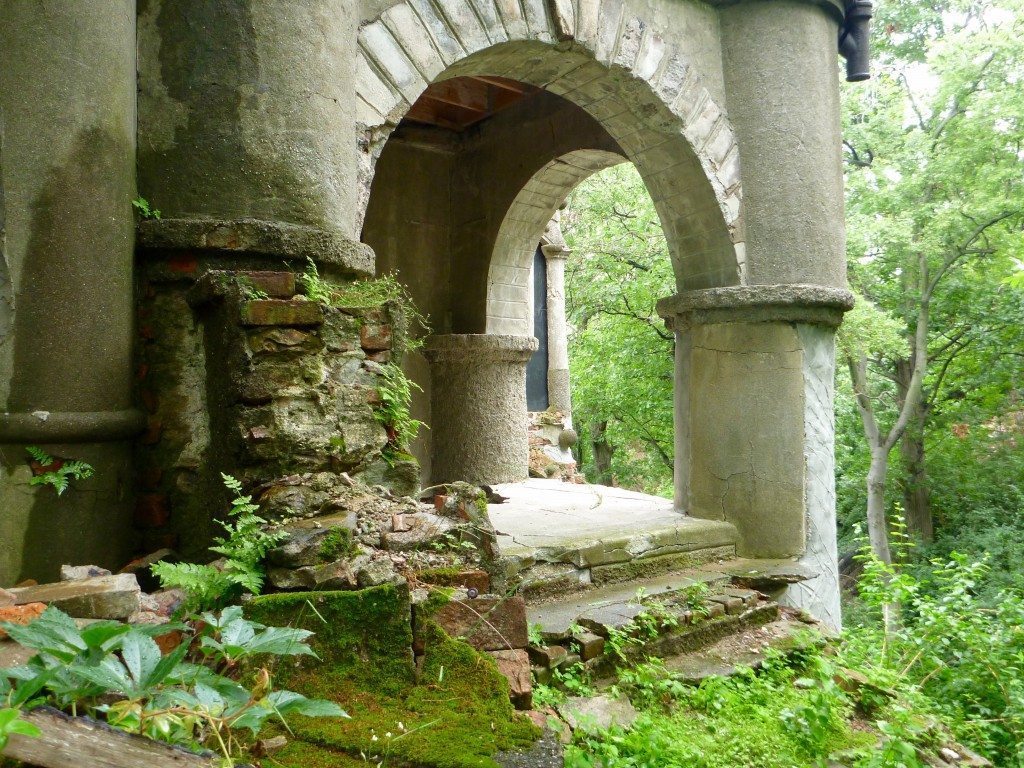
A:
486,148,624,335
356,0,745,290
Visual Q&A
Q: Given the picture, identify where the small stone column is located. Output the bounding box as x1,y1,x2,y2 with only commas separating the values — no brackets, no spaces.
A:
541,243,572,425
422,335,538,486
659,286,853,629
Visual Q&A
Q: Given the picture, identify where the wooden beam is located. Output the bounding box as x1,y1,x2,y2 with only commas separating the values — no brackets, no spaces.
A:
2,707,251,768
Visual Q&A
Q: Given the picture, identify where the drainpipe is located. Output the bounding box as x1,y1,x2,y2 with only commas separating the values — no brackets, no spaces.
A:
839,0,874,82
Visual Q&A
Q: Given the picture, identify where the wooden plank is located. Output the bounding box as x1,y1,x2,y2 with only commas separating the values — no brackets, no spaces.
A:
2,707,251,768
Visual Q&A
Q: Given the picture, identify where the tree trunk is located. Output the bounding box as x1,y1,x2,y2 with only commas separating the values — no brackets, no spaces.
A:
591,419,614,486
895,359,933,542
866,448,893,565
900,414,933,541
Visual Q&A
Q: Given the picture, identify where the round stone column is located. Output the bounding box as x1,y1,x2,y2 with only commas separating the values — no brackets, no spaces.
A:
541,243,572,424
422,334,538,486
137,0,361,245
0,0,138,582
720,0,847,288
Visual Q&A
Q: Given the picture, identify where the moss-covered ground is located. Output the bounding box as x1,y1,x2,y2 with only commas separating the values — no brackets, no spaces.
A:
246,586,539,768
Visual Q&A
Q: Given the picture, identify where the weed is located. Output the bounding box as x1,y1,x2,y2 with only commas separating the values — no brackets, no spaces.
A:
24,446,94,497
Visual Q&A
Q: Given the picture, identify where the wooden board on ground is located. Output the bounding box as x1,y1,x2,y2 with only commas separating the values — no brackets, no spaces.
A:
1,707,251,768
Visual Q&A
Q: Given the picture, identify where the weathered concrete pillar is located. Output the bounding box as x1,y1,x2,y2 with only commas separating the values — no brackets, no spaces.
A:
137,0,368,268
720,0,847,288
541,243,572,424
422,335,538,486
0,0,139,583
659,287,853,629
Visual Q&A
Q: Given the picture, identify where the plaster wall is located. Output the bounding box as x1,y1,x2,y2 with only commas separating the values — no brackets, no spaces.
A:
0,0,137,584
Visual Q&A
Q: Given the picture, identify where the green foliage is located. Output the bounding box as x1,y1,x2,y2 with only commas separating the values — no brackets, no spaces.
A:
24,446,94,497
375,362,425,455
842,542,1024,765
0,606,345,765
152,473,285,612
565,651,872,768
0,707,40,752
563,164,675,496
131,196,161,220
298,258,429,355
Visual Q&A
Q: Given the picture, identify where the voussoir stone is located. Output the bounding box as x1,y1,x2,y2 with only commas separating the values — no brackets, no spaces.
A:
10,574,141,620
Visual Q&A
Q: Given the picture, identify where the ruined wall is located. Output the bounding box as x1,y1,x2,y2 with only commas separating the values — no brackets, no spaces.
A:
133,263,419,558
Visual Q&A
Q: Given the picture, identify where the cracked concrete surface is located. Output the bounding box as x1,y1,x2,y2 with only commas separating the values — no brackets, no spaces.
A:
489,478,738,568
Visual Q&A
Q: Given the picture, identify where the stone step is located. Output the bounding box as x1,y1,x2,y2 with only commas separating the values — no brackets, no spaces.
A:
526,567,734,643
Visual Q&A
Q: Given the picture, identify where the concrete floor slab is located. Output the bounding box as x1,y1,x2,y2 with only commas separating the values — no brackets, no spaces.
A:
489,479,738,568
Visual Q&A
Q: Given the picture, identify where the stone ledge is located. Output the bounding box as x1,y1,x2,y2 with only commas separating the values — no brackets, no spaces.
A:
137,217,374,278
422,334,539,363
0,409,146,444
657,284,855,329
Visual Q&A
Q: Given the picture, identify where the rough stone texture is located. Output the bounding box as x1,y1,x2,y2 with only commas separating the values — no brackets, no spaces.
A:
558,695,638,734
589,545,736,586
574,632,606,661
60,565,113,582
138,219,373,279
10,574,141,620
658,284,855,329
0,587,14,608
134,272,416,557
137,2,359,242
422,334,537,485
683,322,809,559
267,516,358,567
785,324,842,629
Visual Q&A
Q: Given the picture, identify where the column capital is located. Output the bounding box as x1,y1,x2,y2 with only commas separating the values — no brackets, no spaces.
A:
657,284,854,330
541,243,571,261
422,334,538,364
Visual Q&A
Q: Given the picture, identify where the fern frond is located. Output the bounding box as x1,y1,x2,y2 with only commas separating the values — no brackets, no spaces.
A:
25,446,52,464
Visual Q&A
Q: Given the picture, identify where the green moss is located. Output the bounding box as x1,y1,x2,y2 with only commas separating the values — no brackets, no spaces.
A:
284,622,539,768
317,528,354,562
246,587,540,768
245,584,415,694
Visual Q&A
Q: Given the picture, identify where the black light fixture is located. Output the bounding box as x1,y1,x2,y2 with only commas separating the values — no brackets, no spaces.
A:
839,0,874,82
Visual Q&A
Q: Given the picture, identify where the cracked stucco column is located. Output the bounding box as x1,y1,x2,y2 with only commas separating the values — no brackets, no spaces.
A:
0,0,138,583
422,334,538,486
658,287,853,630
136,0,370,273
541,242,572,425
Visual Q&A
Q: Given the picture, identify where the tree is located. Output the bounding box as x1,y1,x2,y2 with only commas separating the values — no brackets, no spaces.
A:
562,163,676,496
842,0,1024,560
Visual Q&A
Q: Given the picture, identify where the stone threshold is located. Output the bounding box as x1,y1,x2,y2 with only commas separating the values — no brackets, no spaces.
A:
488,479,739,594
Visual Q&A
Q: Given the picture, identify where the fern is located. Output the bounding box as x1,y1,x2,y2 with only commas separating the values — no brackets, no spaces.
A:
25,447,94,497
154,474,284,611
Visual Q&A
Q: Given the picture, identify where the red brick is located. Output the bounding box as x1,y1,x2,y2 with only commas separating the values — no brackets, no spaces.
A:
134,494,169,528
238,271,296,299
142,417,163,445
418,569,491,594
367,350,392,364
168,254,198,274
416,594,528,652
0,603,46,640
489,649,532,710
240,299,323,327
360,323,393,351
